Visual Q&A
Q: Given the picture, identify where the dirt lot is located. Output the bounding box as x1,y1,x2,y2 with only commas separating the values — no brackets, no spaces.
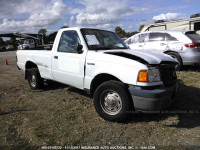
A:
0,51,200,150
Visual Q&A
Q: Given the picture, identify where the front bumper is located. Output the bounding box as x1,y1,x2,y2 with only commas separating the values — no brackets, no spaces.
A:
128,83,177,111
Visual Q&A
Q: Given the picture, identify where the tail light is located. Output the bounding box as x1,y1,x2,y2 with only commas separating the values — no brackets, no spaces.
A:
185,41,200,48
16,56,18,62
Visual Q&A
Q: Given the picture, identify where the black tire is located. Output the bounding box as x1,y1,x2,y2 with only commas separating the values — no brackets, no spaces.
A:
93,80,133,122
25,46,30,49
27,68,44,90
167,52,182,70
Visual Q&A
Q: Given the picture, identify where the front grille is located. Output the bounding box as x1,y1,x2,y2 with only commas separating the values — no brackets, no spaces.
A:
159,63,177,86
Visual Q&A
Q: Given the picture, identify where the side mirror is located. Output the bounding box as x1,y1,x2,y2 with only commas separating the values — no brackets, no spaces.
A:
76,43,83,54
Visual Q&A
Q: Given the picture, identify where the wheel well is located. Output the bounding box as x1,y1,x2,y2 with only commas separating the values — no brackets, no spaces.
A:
164,51,183,62
90,74,122,96
25,61,38,79
164,50,176,54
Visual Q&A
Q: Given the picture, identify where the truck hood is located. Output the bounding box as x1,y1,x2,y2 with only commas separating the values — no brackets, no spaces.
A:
103,49,177,65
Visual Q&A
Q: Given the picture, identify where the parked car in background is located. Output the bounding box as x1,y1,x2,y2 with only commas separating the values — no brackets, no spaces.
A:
18,39,35,50
125,30,200,70
6,45,14,50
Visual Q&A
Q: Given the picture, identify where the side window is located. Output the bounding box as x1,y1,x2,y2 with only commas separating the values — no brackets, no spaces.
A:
127,36,138,44
139,34,147,43
58,30,81,53
186,33,200,41
125,39,131,45
165,33,178,41
149,33,165,42
134,35,139,43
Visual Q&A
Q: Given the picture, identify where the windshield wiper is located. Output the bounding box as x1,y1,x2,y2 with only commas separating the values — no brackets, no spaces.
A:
91,47,128,50
114,47,128,49
91,47,113,50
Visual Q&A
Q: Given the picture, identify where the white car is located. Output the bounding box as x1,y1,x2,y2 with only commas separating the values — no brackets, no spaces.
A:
17,27,178,122
125,31,200,70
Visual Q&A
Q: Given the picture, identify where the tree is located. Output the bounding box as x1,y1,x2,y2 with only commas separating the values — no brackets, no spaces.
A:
38,29,47,45
115,26,126,38
60,25,69,29
4,40,10,47
10,37,16,43
115,26,138,38
38,28,47,35
139,25,144,31
10,37,16,48
0,37,5,46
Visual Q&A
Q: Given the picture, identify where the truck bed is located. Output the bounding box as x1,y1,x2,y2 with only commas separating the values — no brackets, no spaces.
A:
17,50,53,80
18,44,53,51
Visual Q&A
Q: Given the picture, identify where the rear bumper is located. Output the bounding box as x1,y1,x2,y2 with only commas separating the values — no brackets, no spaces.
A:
128,83,177,111
180,49,200,65
182,58,200,65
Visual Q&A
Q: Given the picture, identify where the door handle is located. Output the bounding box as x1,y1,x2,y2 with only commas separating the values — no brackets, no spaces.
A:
160,43,167,46
138,45,143,47
54,56,58,59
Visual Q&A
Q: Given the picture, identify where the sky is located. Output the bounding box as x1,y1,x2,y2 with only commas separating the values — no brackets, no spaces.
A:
0,0,200,34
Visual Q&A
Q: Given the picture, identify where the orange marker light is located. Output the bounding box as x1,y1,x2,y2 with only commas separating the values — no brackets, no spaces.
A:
138,70,148,82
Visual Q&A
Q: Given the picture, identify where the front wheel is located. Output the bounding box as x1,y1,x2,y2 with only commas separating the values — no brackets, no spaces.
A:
27,68,44,90
93,80,133,122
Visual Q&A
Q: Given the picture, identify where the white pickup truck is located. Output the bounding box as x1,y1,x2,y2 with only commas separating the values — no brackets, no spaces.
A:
17,27,178,122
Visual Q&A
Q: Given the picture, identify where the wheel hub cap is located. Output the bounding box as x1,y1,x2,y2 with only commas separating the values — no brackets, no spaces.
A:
30,75,36,87
105,95,117,107
101,91,122,115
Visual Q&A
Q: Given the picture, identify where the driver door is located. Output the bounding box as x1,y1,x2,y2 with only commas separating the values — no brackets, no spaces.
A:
51,30,86,89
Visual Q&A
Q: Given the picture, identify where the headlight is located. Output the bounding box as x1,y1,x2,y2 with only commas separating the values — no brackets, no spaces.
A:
137,68,161,83
148,68,161,82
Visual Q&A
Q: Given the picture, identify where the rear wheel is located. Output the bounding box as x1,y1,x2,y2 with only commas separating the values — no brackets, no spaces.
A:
93,80,133,122
167,52,182,70
27,68,44,90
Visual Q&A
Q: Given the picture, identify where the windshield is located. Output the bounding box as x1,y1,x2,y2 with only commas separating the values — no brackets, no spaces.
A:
81,28,128,50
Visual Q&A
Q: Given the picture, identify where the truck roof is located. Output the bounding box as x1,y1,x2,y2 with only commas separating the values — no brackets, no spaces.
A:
58,27,113,32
